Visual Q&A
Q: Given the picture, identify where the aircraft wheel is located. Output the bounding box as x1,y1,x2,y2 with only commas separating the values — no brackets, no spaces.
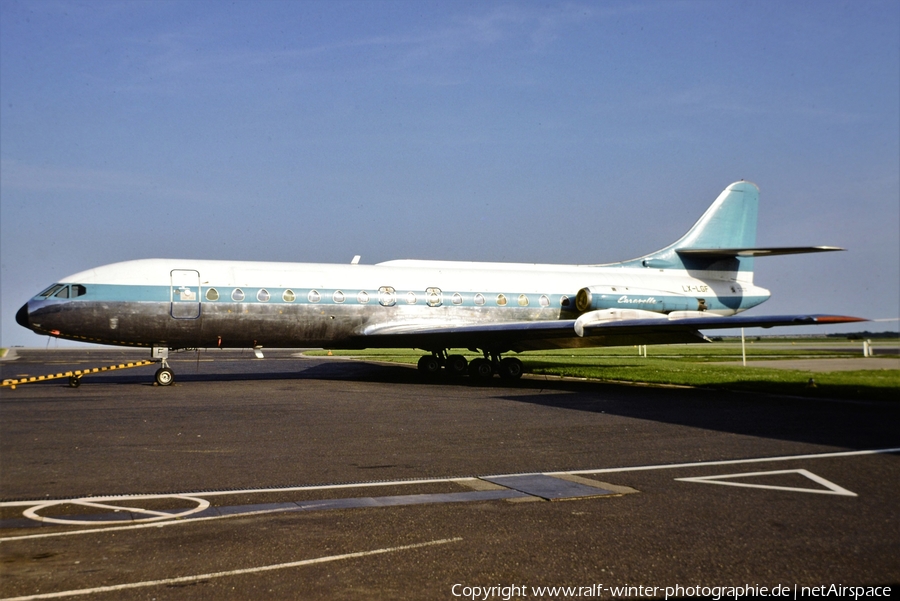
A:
499,357,524,380
155,367,175,386
417,355,441,376
68,376,81,388
468,358,494,379
445,354,468,377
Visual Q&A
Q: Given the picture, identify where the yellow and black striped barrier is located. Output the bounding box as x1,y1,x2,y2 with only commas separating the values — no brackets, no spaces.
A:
1,360,155,390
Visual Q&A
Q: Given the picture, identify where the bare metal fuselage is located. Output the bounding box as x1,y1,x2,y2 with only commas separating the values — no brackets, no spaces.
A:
17,182,859,367
18,258,766,353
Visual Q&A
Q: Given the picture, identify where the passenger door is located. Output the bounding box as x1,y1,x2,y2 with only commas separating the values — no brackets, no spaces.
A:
170,269,201,319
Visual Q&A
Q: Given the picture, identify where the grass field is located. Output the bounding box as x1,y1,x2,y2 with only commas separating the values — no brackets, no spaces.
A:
308,339,900,402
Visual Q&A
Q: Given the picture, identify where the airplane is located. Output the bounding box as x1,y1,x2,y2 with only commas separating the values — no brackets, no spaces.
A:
15,181,865,386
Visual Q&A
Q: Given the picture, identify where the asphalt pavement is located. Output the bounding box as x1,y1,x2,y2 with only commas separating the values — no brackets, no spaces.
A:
1,349,898,600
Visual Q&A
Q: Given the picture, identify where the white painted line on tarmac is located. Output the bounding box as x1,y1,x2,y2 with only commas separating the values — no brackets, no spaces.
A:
2,447,896,542
0,537,463,601
0,505,309,542
22,496,210,525
550,446,900,477
0,477,466,507
4,448,896,510
675,468,858,496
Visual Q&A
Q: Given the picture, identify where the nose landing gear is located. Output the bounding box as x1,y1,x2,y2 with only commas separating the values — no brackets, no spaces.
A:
152,346,175,386
154,366,174,386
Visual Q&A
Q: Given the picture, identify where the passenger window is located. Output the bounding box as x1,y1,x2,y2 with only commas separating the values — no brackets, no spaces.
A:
451,293,463,305
206,288,219,301
426,287,442,307
378,286,396,307
474,293,485,306
406,292,417,305
518,294,529,307
54,286,69,299
539,295,550,307
257,289,270,302
496,294,507,306
307,290,320,303
284,289,296,302
232,288,245,301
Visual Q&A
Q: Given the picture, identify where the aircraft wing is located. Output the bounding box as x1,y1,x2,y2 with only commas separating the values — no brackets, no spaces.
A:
574,313,865,350
355,320,581,352
353,314,867,353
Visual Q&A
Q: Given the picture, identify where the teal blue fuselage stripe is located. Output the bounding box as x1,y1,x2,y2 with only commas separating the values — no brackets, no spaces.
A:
38,284,169,302
38,284,768,313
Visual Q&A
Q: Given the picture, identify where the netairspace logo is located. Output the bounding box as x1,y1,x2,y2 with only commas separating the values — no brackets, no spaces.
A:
451,583,893,600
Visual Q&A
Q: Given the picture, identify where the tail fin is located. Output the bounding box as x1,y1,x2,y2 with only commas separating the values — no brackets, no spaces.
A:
668,181,760,250
619,181,760,278
617,181,843,280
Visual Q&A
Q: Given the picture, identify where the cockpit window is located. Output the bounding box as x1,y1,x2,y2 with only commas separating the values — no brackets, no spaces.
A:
39,284,65,297
37,283,86,299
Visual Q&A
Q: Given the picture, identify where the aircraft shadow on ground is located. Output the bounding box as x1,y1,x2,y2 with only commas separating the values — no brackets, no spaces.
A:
6,355,899,451
495,385,900,451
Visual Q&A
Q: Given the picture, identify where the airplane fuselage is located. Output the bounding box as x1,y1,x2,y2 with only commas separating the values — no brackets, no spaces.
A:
17,182,863,385
19,257,770,351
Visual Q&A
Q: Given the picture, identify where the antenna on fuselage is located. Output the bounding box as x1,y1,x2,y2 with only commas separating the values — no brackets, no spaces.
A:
351,255,361,265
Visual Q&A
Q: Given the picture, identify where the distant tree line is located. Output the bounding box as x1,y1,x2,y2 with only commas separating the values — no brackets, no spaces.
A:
832,331,899,340
708,331,899,342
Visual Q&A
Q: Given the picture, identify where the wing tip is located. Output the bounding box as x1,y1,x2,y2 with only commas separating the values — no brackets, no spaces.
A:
813,315,869,324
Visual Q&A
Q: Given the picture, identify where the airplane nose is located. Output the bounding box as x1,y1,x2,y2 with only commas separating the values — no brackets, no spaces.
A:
15,303,30,328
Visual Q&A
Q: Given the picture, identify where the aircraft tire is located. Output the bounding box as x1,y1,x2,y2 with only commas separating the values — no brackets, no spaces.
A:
155,367,175,386
468,358,494,379
498,357,524,380
417,355,441,376
445,354,468,377
68,376,81,388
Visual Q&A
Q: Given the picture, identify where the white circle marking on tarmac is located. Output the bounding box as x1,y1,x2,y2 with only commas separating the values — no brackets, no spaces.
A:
22,495,210,525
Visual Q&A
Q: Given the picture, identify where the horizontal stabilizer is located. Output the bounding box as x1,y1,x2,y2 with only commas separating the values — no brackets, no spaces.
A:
676,246,844,258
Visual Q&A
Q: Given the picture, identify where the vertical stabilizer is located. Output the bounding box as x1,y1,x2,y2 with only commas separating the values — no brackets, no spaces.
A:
618,181,759,279
669,181,759,250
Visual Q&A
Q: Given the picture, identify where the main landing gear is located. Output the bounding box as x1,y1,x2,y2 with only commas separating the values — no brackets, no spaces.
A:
416,350,524,381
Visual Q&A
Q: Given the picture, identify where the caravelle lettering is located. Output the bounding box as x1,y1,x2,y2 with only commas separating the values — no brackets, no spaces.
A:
617,295,660,305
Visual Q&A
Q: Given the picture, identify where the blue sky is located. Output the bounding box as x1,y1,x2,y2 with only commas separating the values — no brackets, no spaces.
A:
2,0,898,347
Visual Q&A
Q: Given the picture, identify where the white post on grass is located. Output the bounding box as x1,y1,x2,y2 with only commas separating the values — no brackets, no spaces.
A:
741,328,747,367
